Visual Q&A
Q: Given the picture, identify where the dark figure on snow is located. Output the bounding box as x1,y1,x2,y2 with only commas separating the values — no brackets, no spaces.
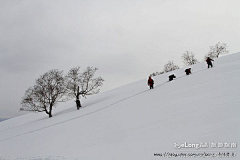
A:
76,99,81,110
185,68,192,75
148,76,154,89
206,57,214,68
169,74,176,81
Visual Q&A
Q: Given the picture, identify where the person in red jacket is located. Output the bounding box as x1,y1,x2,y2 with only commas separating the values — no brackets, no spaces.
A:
148,76,154,89
206,57,214,68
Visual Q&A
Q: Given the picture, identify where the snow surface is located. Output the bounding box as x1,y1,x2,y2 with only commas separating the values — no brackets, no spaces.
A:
0,53,239,160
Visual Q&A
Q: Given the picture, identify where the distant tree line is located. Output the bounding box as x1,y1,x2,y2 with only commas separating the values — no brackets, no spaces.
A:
21,66,104,118
150,42,229,77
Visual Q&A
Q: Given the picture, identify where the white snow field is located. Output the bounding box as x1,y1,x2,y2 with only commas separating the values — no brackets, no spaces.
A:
0,53,239,160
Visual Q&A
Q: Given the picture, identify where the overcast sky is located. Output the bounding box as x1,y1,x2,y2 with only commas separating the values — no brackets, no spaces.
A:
0,0,240,119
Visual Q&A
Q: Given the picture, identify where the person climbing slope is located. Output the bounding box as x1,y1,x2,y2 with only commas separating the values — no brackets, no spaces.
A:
206,57,214,68
185,68,192,75
148,76,154,89
169,74,176,81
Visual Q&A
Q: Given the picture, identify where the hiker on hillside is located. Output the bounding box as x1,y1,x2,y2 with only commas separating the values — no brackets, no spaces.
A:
169,74,176,81
185,68,192,75
206,57,214,68
148,76,154,89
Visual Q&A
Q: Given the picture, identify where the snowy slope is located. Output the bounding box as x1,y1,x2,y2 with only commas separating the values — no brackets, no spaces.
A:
0,53,239,160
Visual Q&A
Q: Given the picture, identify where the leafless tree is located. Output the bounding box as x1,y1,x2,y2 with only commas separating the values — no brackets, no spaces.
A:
208,42,229,58
66,66,104,110
20,69,68,118
182,51,199,66
163,61,180,73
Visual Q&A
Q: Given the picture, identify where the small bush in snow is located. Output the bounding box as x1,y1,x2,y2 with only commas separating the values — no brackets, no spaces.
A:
163,61,180,73
182,51,199,66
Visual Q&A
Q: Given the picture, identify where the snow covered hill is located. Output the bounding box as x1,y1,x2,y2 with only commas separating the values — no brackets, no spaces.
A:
0,53,239,160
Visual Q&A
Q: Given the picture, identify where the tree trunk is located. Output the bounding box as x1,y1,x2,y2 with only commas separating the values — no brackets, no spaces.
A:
76,86,80,99
75,98,82,110
48,103,53,118
76,86,82,110
45,109,52,118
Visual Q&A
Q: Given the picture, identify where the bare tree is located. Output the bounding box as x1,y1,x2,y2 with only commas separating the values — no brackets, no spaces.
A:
66,66,104,110
182,51,199,66
208,42,229,58
163,61,180,73
20,69,67,118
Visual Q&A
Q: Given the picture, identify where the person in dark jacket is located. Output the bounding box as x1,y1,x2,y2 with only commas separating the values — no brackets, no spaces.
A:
148,76,154,89
185,68,192,75
206,57,214,68
169,74,176,81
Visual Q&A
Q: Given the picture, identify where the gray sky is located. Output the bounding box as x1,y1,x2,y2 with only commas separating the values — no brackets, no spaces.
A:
1,0,240,118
